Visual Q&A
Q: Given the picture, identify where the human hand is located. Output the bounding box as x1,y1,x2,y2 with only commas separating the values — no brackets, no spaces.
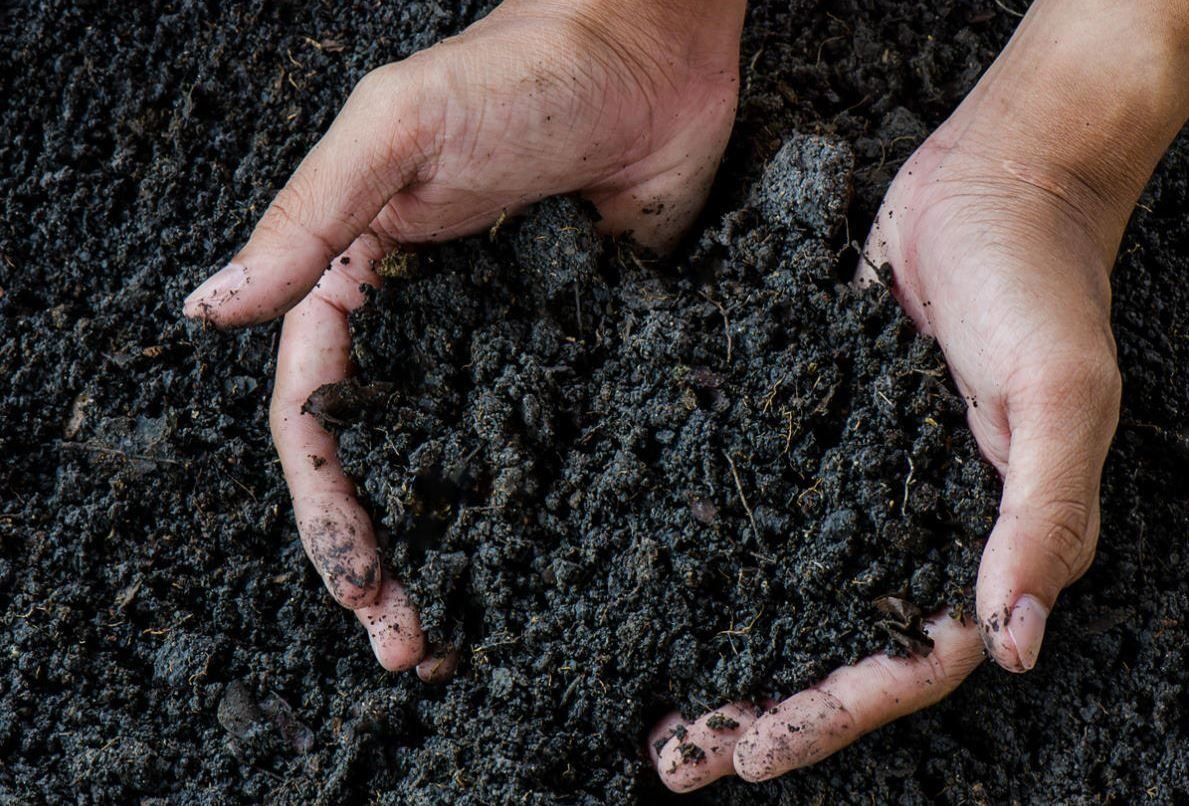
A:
183,0,745,673
651,0,1189,790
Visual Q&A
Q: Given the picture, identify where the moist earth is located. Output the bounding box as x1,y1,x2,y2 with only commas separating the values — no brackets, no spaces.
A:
2,1,1187,804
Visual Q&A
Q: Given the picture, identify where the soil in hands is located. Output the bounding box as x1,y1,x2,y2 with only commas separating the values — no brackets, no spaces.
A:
2,1,1187,804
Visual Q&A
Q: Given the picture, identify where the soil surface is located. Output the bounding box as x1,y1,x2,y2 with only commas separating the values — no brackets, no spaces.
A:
2,1,1187,804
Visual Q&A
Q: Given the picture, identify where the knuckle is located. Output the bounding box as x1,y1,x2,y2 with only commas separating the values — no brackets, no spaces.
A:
260,178,320,242
1034,504,1094,582
274,175,316,225
1094,359,1123,414
1033,354,1120,413
1059,352,1121,412
266,180,341,260
348,64,440,187
353,63,398,97
866,652,906,689
258,194,300,239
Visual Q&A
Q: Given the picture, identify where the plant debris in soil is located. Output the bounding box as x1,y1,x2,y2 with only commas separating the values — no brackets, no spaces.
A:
314,174,998,801
1,1,1186,804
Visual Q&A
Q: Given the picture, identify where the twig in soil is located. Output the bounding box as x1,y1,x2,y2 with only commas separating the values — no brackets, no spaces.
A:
816,35,846,67
743,46,764,96
701,292,733,364
994,0,1025,17
717,605,765,637
488,209,508,241
142,613,193,637
797,477,823,506
836,93,873,119
725,452,759,541
574,283,583,336
58,440,189,468
717,604,765,657
254,766,284,783
472,631,520,655
759,379,783,413
75,737,120,784
903,455,915,515
825,11,853,32
210,463,257,502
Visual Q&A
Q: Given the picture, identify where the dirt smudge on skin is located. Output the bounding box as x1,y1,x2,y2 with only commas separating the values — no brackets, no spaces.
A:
299,514,378,603
2,1,1187,804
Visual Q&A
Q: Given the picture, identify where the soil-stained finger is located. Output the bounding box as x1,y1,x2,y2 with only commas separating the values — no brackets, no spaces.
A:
356,574,425,672
647,712,686,768
734,613,984,782
416,647,461,684
293,491,381,608
650,703,758,793
182,67,429,328
269,241,387,608
271,299,380,607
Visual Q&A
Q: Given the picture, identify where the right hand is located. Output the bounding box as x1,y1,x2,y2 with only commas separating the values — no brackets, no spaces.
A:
650,0,1188,790
183,0,746,673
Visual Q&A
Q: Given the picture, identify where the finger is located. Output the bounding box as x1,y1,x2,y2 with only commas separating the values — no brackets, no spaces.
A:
184,65,433,327
269,240,386,609
976,361,1120,672
650,702,758,793
647,713,685,768
355,573,426,672
733,613,984,782
271,236,426,670
416,647,461,684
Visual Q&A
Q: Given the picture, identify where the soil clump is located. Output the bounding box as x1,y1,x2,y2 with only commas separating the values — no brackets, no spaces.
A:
2,1,1186,803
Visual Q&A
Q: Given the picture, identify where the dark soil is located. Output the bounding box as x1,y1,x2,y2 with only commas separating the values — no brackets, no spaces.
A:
2,1,1186,804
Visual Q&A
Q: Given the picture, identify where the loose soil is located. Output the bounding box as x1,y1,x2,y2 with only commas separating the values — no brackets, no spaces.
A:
2,1,1186,804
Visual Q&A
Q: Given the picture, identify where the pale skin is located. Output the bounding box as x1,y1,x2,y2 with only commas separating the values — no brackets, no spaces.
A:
184,0,1189,791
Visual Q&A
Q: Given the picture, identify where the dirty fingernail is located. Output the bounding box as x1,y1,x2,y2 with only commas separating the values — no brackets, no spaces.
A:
183,262,247,318
1006,594,1049,671
416,647,460,684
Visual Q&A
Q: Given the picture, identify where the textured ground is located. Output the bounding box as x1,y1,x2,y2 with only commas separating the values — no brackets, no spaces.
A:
1,1,1186,803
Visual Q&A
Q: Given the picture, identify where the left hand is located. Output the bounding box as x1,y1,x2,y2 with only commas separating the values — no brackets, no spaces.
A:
650,0,1189,790
184,0,747,673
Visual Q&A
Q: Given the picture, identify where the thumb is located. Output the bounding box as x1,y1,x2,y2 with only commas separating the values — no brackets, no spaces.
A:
183,65,433,327
976,360,1121,672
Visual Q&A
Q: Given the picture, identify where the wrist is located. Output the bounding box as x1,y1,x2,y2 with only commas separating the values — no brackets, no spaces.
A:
498,0,747,72
946,0,1188,226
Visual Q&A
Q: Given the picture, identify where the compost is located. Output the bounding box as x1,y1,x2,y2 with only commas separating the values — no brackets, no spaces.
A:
2,1,1186,803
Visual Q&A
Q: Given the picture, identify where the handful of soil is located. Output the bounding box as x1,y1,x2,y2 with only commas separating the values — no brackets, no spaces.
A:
314,134,998,802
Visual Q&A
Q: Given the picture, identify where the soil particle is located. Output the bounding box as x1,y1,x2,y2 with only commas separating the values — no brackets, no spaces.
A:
325,178,995,801
2,1,1187,804
755,132,854,237
678,742,707,764
706,713,741,731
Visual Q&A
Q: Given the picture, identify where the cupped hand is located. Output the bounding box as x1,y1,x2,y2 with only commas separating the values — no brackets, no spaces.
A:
183,0,745,672
651,0,1188,790
649,116,1123,787
649,613,985,790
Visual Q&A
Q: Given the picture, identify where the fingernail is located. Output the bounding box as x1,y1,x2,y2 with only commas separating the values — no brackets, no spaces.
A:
1006,594,1049,671
416,646,460,684
183,262,247,318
